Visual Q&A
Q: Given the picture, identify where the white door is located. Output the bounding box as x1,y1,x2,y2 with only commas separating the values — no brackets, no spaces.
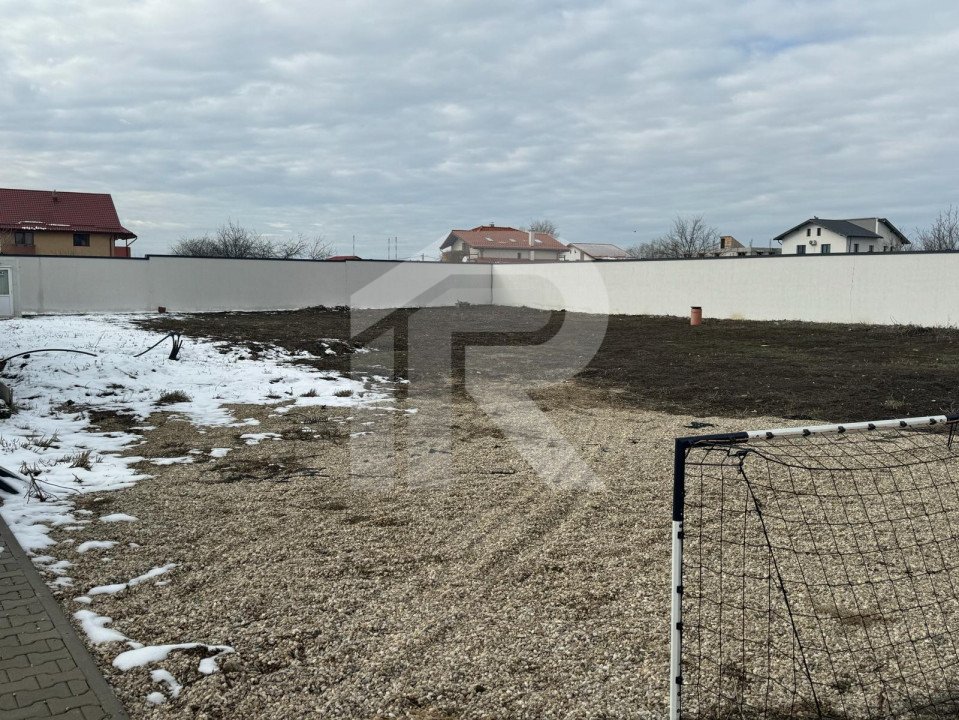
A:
0,268,12,316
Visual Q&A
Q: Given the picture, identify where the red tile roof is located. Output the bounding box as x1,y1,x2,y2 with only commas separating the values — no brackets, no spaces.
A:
0,188,136,239
441,225,567,252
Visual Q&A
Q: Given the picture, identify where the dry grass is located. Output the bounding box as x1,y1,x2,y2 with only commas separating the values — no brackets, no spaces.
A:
156,390,192,405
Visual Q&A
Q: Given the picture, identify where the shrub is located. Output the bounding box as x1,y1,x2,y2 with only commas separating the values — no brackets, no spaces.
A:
157,390,192,405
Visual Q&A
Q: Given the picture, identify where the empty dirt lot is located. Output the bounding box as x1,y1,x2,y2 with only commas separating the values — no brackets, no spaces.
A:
143,305,959,422
43,307,959,718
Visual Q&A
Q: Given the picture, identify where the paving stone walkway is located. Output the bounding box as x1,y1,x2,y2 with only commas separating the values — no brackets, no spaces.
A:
0,512,128,720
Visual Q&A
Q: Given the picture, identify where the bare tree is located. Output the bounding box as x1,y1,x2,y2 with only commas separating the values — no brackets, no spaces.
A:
628,215,719,259
626,239,670,259
527,219,559,237
172,222,332,260
915,206,959,251
273,233,333,260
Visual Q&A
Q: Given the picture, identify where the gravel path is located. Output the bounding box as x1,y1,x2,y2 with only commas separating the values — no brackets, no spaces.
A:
42,382,795,719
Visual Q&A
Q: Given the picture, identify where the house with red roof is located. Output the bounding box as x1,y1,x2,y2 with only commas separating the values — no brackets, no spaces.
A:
440,225,567,263
0,188,137,258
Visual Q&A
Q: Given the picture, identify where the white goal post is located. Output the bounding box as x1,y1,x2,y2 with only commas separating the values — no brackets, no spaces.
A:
670,413,959,720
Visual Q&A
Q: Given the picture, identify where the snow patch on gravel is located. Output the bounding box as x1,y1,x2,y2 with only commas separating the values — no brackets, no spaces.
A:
100,513,138,523
150,668,182,698
0,313,382,703
74,609,129,644
113,643,234,673
87,563,177,596
77,540,119,553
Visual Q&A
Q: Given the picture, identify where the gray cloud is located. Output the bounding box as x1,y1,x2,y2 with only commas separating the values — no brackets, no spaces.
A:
1,0,957,256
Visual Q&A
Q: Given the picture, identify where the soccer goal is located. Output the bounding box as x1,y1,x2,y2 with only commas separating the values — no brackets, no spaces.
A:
671,414,959,720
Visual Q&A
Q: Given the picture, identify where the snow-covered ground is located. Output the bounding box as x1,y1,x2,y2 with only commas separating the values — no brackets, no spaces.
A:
0,313,386,705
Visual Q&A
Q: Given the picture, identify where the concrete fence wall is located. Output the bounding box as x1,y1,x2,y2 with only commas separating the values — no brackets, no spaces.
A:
1,255,492,315
493,252,959,326
3,252,959,327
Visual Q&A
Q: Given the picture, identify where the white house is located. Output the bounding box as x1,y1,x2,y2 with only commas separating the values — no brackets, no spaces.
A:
563,243,629,261
775,218,910,255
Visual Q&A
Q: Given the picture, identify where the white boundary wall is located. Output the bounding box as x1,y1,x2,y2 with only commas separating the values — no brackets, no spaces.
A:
1,255,492,315
495,253,959,326
2,252,958,327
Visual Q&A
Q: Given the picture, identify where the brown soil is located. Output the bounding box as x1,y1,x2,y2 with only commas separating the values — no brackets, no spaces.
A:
140,306,959,423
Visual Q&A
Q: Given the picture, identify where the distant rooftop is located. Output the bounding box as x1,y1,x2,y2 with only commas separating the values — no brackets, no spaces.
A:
0,188,136,239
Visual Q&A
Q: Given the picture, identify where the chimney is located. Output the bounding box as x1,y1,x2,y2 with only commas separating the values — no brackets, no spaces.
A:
52,190,59,203
528,230,534,246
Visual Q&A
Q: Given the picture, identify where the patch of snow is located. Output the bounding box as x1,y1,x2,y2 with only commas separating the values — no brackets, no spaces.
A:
87,563,177,596
146,692,166,705
149,456,194,466
34,557,73,575
77,540,119,553
87,582,127,596
100,513,138,523
74,609,128,644
113,643,233,672
228,418,260,427
1,314,385,676
1,315,384,555
150,668,182,698
240,432,281,445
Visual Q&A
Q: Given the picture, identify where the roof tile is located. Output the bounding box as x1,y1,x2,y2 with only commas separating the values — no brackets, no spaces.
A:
0,188,135,239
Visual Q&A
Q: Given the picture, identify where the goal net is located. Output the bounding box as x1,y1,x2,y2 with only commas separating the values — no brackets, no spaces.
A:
671,415,959,720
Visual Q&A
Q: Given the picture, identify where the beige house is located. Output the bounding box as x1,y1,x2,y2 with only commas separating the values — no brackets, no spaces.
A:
0,188,136,258
440,225,567,263
706,236,781,257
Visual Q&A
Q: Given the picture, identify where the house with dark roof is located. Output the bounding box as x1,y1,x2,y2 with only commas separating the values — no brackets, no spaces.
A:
563,242,629,261
440,225,567,263
0,188,137,258
775,217,909,255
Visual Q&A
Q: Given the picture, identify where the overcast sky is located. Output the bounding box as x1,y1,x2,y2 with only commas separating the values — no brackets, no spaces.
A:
2,1,957,258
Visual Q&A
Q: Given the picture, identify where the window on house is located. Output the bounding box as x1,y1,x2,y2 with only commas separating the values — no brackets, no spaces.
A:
854,243,860,253
806,228,811,237
869,246,875,252
817,228,822,237
796,246,806,255
73,233,90,247
516,252,522,259
14,231,34,245
821,244,832,254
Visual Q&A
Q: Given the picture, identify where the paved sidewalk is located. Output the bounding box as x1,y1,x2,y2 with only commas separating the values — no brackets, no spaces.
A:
0,512,128,720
